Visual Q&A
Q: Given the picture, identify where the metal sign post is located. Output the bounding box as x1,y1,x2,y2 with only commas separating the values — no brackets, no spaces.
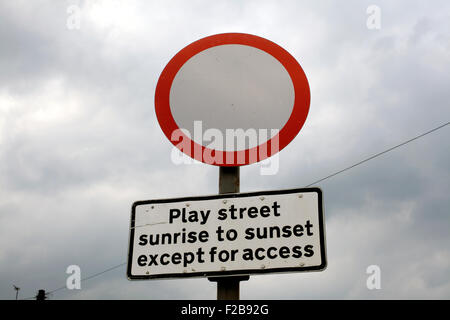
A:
208,166,249,300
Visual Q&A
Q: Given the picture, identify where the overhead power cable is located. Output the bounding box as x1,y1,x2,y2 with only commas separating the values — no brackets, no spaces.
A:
304,121,449,187
48,263,127,295
20,263,126,300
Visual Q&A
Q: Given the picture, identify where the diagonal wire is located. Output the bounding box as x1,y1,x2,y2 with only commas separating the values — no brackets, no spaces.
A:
20,263,127,299
304,121,449,187
48,263,127,295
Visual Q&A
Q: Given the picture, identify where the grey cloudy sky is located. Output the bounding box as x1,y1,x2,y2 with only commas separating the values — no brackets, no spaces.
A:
0,0,449,300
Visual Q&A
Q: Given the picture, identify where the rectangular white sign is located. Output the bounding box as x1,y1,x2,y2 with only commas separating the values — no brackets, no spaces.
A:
127,188,326,280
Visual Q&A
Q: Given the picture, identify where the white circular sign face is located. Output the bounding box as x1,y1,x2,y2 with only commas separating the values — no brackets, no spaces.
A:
169,44,295,151
155,33,310,166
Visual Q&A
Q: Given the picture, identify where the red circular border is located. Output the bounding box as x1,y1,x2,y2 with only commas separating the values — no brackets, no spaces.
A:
155,33,310,166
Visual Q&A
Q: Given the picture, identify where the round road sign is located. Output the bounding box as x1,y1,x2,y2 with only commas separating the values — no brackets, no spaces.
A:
155,33,310,166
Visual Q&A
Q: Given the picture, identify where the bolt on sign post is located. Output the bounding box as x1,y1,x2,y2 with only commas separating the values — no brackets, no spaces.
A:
127,33,326,300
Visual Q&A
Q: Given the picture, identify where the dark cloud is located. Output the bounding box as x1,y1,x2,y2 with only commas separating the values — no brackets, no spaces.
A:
0,0,449,300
